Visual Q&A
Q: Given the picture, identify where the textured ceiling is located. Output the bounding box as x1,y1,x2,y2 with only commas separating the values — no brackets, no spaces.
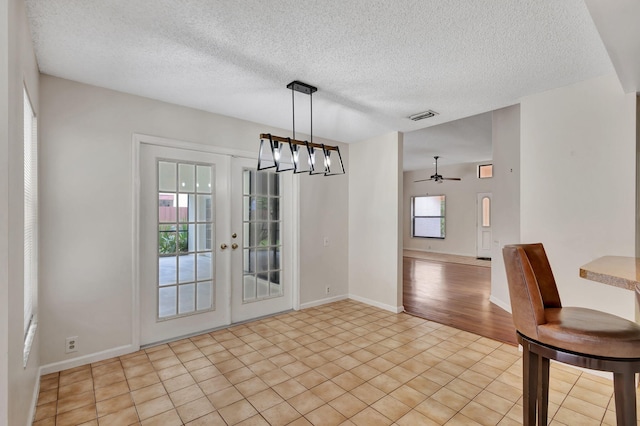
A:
404,112,492,171
26,0,613,169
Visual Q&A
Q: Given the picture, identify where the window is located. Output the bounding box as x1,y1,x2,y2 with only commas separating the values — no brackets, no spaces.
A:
482,196,491,227
411,195,445,239
478,164,493,178
23,87,38,366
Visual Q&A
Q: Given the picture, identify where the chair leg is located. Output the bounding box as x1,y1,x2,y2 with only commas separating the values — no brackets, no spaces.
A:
613,372,637,426
522,340,538,426
537,357,549,426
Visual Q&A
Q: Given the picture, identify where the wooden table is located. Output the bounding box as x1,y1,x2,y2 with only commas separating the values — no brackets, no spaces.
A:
580,256,640,321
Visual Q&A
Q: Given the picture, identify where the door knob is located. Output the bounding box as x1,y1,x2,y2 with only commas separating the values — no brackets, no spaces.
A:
231,243,238,250
220,243,228,250
232,233,237,239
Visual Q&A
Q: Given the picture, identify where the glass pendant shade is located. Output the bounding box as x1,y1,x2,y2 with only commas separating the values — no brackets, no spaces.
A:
292,142,312,173
309,145,327,175
275,139,295,172
324,147,345,176
257,135,277,171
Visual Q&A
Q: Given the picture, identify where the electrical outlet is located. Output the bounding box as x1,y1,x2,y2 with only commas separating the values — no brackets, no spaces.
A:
65,336,78,354
326,286,330,294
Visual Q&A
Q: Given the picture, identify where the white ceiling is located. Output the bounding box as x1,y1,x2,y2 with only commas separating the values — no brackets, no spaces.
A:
26,0,614,170
403,112,492,171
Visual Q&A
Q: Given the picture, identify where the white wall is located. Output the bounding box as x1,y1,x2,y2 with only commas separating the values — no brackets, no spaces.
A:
0,0,41,424
404,162,493,257
521,74,636,319
490,105,520,311
298,154,349,307
0,0,9,420
38,75,349,367
348,132,403,312
637,96,640,257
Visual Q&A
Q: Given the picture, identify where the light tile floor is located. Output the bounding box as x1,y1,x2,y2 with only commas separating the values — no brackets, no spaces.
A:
33,300,630,425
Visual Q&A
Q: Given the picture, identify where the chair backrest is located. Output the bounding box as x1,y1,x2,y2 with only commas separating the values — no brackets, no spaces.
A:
502,243,562,338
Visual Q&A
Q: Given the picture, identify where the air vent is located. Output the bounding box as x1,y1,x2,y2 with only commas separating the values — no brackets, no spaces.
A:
409,110,438,121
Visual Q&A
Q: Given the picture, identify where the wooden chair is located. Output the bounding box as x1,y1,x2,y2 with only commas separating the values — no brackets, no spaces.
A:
503,243,640,425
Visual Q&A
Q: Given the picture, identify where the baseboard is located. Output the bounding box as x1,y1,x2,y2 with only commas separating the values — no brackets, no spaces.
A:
299,294,348,310
348,294,404,314
27,373,40,426
489,295,511,313
403,247,475,258
39,344,139,376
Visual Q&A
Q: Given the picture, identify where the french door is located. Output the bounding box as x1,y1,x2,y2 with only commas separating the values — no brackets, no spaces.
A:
139,142,292,346
231,157,292,323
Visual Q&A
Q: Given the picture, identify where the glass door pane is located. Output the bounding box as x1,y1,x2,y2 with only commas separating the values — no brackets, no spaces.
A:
157,160,215,319
241,169,282,303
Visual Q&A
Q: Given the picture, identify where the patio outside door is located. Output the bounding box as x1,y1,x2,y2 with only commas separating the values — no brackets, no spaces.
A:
140,144,231,345
139,143,292,346
230,157,292,323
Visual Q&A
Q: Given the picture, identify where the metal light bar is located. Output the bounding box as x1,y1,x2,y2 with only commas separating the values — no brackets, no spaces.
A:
286,81,317,95
259,133,340,152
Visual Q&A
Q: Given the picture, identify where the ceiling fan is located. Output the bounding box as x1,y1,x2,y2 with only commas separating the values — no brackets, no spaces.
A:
414,156,462,183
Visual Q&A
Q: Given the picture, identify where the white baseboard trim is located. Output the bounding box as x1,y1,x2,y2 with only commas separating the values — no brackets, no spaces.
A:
348,294,404,314
39,344,139,376
403,247,476,258
27,373,40,426
299,295,348,310
489,295,511,313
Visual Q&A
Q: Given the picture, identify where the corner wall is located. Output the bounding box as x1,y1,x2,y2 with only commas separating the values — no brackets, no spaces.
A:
490,105,521,310
298,150,349,307
1,0,41,424
637,95,640,258
521,74,636,319
348,132,403,312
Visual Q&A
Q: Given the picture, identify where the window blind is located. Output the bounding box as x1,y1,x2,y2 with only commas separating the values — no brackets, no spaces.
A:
24,88,37,337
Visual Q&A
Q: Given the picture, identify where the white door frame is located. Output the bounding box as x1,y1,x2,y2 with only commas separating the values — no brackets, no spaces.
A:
132,133,300,348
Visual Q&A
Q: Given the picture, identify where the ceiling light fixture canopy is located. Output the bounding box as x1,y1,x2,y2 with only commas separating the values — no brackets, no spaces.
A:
257,81,345,176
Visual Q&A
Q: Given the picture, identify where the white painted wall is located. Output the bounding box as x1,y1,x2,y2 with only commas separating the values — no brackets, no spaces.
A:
521,74,636,319
404,162,493,257
348,132,403,312
298,153,349,308
38,75,349,367
490,105,521,311
0,0,41,424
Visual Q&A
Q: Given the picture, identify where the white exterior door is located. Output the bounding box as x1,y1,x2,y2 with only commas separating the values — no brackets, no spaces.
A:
139,143,293,345
140,143,231,345
230,157,293,323
476,192,492,260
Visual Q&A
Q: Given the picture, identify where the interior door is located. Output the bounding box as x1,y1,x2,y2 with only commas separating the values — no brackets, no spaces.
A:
140,143,230,345
476,192,492,260
230,157,293,323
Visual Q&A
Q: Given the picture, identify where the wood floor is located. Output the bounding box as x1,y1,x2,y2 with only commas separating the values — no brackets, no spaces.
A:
403,256,518,345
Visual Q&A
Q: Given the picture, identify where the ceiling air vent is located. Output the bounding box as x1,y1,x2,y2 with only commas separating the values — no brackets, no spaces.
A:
409,110,438,121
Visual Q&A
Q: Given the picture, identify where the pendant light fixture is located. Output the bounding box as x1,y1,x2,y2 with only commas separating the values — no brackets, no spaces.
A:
258,81,345,176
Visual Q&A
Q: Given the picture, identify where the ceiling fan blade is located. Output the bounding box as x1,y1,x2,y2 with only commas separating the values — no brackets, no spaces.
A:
414,178,435,182
441,177,462,181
